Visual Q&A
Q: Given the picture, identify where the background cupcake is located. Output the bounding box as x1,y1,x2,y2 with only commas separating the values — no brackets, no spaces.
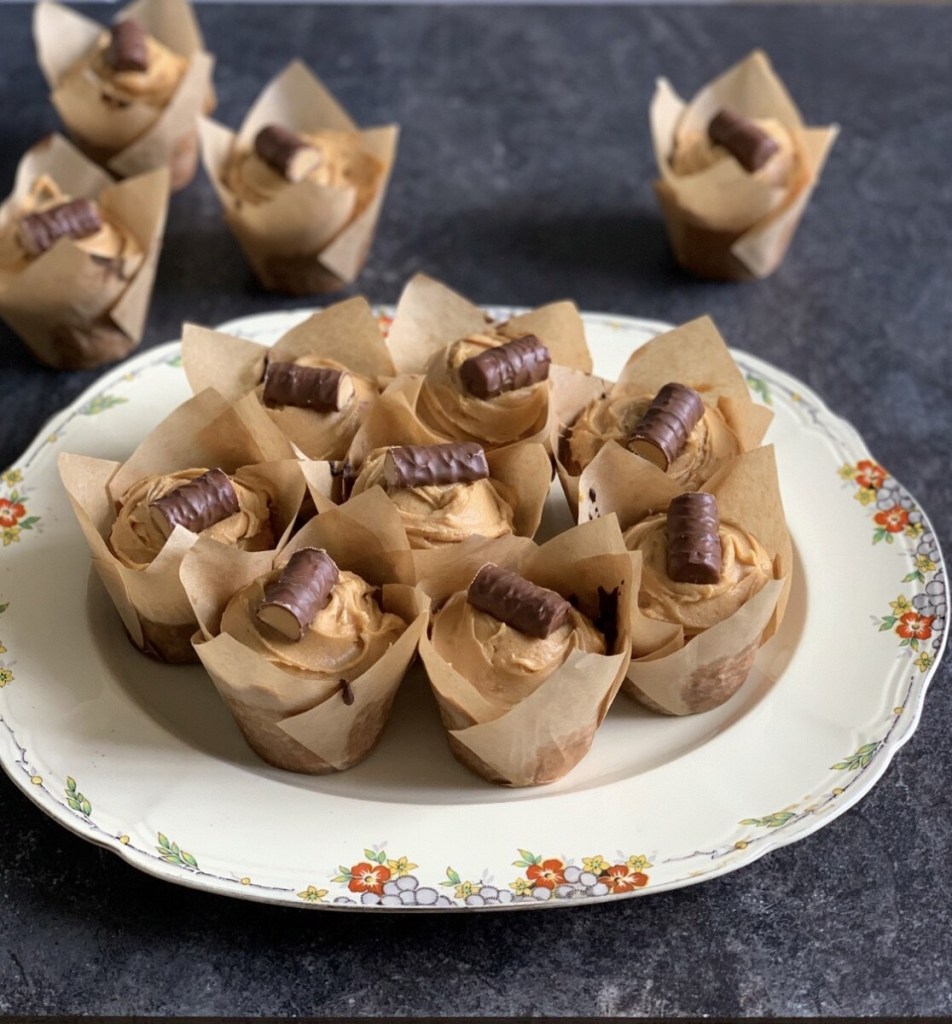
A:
34,0,215,190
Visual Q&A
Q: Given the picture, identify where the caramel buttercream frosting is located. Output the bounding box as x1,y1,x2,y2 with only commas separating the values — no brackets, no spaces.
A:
221,568,407,679
567,386,740,484
349,446,516,549
0,175,142,280
109,468,274,569
416,332,550,447
431,591,605,708
670,116,796,191
73,26,188,110
225,128,384,214
624,512,774,636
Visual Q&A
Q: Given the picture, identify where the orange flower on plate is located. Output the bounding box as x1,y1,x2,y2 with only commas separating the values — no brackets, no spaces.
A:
347,861,392,895
526,859,566,890
855,460,887,490
897,611,934,642
599,864,649,893
0,499,26,529
874,506,909,533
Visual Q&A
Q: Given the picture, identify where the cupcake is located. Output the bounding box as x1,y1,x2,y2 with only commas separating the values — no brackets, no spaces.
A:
199,61,398,294
59,389,304,663
556,315,772,521
383,274,592,451
341,380,552,547
589,445,792,715
182,491,428,774
417,517,633,786
0,134,167,369
183,296,394,461
34,0,215,190
651,49,838,280
349,442,524,549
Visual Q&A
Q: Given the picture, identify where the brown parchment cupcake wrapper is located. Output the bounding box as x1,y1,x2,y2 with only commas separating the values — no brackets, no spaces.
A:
58,388,304,662
582,444,792,715
182,296,394,460
182,499,428,773
0,134,168,370
35,0,215,190
341,373,552,540
650,50,839,280
386,273,593,376
417,516,634,787
198,61,398,294
560,316,773,520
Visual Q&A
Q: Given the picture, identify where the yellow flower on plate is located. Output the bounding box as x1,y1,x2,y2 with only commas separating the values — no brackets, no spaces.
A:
914,651,934,673
510,877,534,896
297,885,328,903
454,880,478,899
2,470,22,486
904,522,923,539
0,667,14,686
890,595,912,615
2,527,21,547
915,554,937,573
854,488,876,507
626,854,653,871
387,856,418,877
838,464,856,481
582,855,608,874
0,641,7,654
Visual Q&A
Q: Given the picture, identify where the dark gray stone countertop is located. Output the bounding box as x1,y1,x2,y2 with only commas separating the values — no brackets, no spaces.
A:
1,3,950,1017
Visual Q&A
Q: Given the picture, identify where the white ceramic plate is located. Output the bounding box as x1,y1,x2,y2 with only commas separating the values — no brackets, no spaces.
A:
0,310,945,910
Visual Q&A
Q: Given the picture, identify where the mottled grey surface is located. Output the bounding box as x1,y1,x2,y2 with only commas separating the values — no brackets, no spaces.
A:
1,3,951,1018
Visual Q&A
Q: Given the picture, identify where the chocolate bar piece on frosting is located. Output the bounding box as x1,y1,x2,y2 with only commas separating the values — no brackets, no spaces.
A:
17,198,102,258
382,442,489,491
708,107,780,174
628,382,704,471
257,547,340,640
254,125,323,183
467,563,572,639
262,361,355,412
458,335,551,399
106,19,149,73
149,468,240,539
666,492,722,585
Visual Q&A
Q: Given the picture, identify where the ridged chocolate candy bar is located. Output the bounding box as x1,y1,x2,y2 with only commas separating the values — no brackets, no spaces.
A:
666,492,722,585
262,361,355,412
17,199,102,258
382,442,489,490
628,382,704,470
708,107,780,174
467,563,572,639
254,125,322,183
149,468,239,539
106,18,149,73
458,334,551,399
257,548,340,641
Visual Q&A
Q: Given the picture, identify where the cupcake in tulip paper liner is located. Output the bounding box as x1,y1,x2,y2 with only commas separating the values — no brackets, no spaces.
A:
182,296,394,462
181,489,428,774
34,0,215,191
580,444,792,716
554,315,773,522
338,377,552,549
415,516,633,787
58,388,306,664
651,50,838,281
0,134,167,370
199,61,398,295
382,273,592,452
